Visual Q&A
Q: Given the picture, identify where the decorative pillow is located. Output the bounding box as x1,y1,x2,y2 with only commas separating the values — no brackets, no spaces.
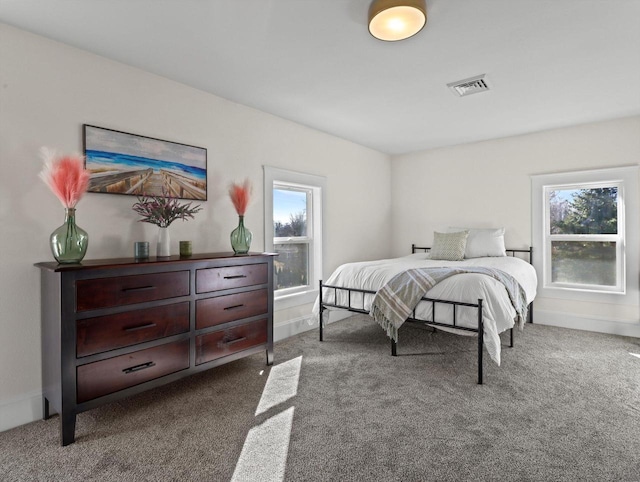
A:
448,227,506,258
430,231,469,261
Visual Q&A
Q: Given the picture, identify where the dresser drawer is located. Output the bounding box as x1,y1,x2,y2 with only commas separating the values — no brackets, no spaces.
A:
76,340,189,403
195,319,267,365
76,271,189,311
196,263,267,293
77,302,190,357
196,289,267,329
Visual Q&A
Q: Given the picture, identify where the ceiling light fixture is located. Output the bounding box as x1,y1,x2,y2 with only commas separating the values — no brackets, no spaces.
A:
368,0,427,42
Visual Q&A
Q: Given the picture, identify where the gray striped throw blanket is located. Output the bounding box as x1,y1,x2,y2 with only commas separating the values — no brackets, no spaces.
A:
370,267,528,342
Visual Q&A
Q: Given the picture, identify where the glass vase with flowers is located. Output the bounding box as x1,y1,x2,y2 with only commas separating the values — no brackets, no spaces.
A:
228,179,253,254
39,148,90,264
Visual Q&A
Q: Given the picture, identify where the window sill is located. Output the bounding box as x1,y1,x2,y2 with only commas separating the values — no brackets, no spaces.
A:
538,285,635,306
274,289,318,310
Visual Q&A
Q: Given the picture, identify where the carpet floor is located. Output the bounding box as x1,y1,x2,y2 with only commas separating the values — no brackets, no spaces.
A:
1,315,639,481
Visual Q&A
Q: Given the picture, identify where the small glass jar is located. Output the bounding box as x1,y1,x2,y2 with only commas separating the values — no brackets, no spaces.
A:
179,240,192,257
134,241,149,259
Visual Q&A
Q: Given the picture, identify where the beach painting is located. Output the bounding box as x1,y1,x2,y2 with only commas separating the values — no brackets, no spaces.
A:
83,125,207,200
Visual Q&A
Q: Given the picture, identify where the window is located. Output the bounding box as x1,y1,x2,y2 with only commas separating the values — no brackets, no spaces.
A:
532,166,639,304
545,183,623,292
273,185,311,293
264,166,325,307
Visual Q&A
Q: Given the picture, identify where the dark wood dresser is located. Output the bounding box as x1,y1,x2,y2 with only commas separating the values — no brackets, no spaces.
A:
35,252,276,446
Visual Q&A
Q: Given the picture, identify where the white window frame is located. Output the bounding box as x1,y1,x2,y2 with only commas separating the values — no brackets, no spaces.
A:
543,181,624,293
273,182,313,297
264,166,325,309
532,166,639,305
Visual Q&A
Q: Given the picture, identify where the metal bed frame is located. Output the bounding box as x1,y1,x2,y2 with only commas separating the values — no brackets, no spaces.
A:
318,245,533,384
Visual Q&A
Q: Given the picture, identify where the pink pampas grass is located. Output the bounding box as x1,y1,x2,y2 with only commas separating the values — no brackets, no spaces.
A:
39,148,90,209
228,179,252,216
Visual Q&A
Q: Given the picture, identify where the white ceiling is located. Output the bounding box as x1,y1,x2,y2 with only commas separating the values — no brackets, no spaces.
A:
1,0,639,155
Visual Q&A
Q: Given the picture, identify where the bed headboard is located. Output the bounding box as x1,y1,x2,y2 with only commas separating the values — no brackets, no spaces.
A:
411,244,533,264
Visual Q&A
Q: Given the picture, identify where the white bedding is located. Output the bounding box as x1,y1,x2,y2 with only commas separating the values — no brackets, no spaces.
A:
312,253,538,365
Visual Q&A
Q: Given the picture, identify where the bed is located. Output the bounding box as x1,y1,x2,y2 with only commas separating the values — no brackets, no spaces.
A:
313,235,537,384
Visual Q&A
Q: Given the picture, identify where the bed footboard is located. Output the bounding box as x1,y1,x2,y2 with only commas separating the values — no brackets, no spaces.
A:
319,280,488,384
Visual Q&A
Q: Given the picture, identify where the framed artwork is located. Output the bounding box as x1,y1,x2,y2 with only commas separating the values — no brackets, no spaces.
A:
83,125,207,200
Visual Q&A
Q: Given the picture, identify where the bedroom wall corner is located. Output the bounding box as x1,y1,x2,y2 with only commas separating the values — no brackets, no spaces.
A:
389,116,640,336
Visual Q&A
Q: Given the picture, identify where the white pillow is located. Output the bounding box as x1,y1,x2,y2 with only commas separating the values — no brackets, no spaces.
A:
430,231,469,261
447,227,506,258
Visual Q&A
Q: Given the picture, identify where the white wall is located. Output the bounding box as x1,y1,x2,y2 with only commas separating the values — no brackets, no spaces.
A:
391,116,640,335
0,24,391,430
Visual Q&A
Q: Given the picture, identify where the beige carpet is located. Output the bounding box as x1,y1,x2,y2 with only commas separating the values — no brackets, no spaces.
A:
1,315,639,481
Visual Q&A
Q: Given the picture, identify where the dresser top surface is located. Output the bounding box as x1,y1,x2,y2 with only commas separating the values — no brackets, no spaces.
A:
35,252,278,272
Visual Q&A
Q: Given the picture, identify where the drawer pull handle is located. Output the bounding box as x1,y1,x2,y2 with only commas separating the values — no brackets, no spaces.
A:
124,323,157,332
224,336,247,346
224,275,247,280
122,361,156,374
122,285,156,293
223,304,244,311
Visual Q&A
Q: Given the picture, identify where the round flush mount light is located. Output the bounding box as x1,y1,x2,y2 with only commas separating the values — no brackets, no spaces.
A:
368,0,427,41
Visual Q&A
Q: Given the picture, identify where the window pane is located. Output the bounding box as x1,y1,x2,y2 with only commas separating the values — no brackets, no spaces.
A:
551,241,617,286
274,188,307,237
274,243,309,290
549,187,618,235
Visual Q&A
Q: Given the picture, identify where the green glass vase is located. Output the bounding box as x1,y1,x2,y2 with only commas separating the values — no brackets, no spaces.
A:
230,215,252,254
50,208,88,264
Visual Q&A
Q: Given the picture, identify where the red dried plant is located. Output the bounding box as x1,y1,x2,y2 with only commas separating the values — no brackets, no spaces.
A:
228,179,252,216
39,148,90,209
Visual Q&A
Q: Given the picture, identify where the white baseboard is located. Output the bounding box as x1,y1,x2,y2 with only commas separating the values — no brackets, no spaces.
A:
274,315,316,342
0,390,43,433
274,310,354,342
534,309,640,338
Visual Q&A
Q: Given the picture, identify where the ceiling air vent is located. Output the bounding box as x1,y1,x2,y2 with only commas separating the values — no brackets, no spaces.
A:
447,75,490,97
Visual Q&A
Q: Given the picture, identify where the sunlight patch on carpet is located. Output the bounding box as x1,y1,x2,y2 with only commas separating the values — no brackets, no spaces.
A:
232,357,302,481
255,356,302,416
630,352,640,359
231,406,295,482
